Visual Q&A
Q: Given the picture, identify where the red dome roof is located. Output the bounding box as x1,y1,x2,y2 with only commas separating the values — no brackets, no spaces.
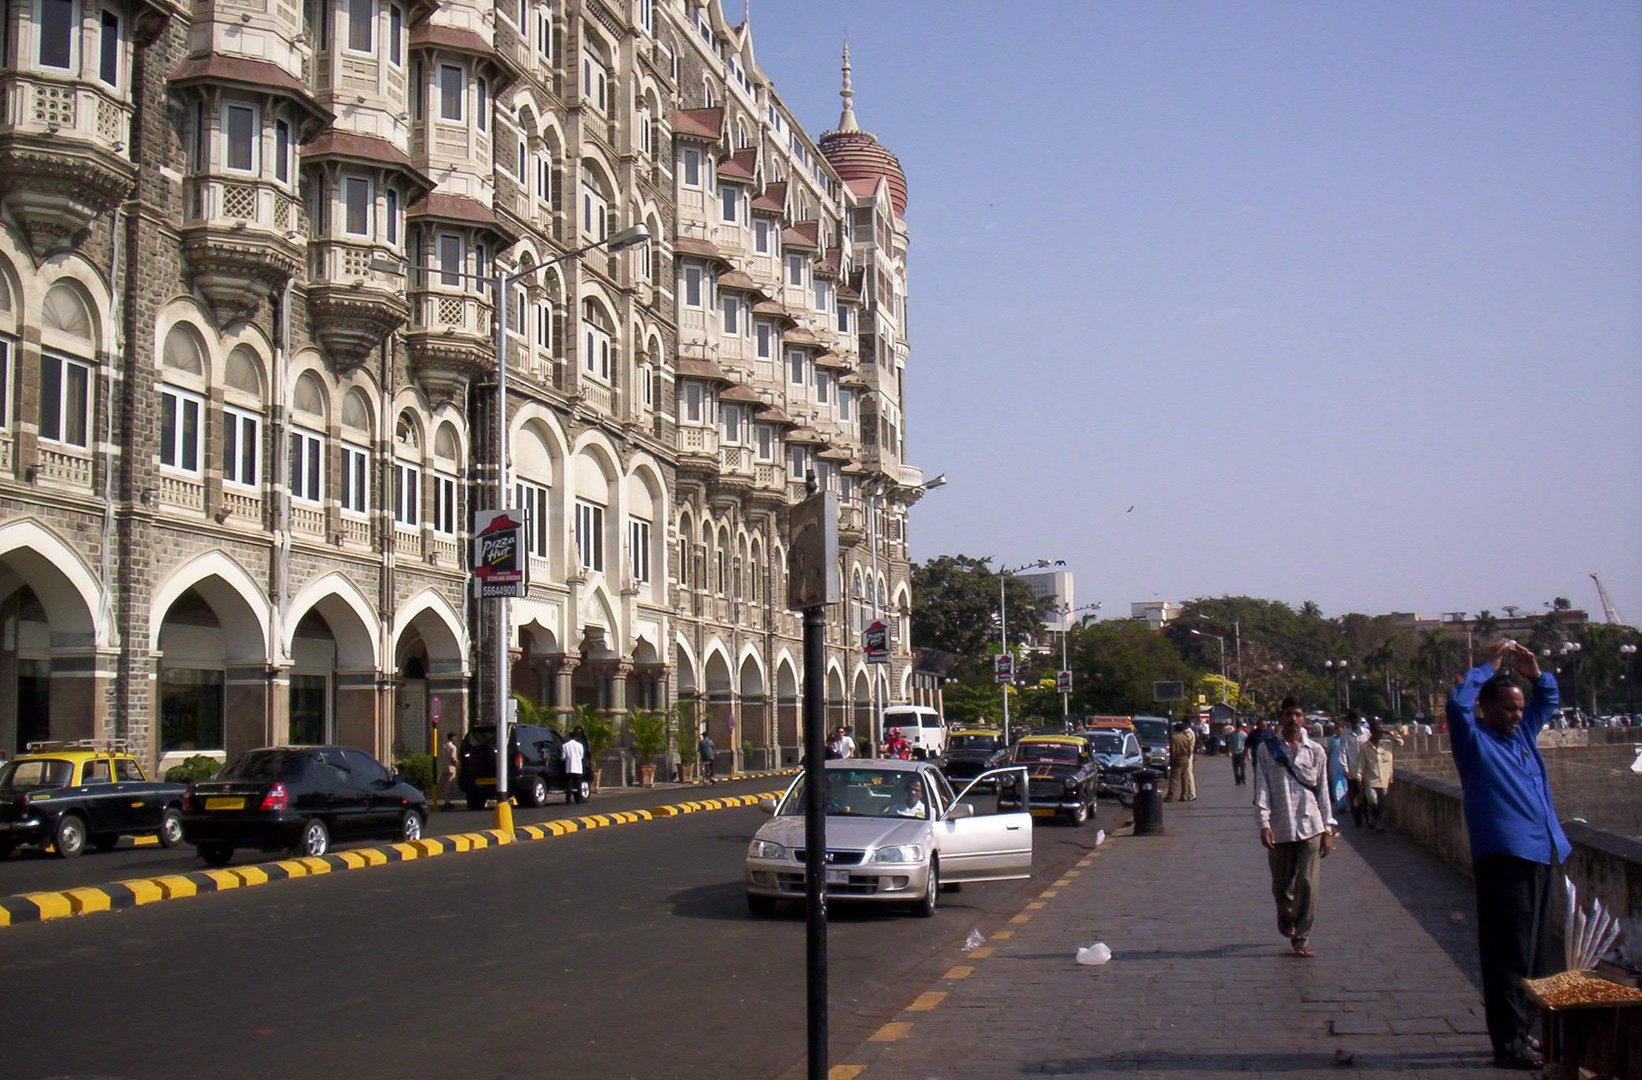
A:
819,130,907,217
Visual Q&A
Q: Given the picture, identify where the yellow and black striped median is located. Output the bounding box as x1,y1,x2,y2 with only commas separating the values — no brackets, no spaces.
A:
0,779,790,930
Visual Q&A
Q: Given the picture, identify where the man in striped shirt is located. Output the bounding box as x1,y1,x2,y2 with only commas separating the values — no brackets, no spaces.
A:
1255,696,1337,958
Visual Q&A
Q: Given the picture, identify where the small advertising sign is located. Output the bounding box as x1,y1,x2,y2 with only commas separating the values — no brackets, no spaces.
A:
863,620,890,664
473,508,529,598
1056,669,1074,694
993,652,1015,684
1153,680,1186,702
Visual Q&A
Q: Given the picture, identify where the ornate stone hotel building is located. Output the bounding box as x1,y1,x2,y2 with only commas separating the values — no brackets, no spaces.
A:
0,0,930,776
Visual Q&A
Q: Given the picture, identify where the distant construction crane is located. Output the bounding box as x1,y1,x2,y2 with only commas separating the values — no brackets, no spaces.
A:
1591,572,1623,625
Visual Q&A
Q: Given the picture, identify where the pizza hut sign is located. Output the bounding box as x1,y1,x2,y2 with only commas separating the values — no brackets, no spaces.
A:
473,508,529,598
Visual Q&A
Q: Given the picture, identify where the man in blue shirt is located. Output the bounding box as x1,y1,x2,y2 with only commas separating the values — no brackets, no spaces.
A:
1448,640,1568,1071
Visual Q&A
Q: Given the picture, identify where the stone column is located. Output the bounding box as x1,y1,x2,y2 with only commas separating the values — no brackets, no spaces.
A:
550,654,580,724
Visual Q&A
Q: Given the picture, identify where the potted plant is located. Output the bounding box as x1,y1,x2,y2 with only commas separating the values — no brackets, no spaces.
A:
571,703,619,793
675,702,701,783
627,708,669,787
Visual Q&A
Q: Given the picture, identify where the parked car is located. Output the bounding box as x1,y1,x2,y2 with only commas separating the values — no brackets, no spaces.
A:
0,742,187,858
880,705,948,760
1131,716,1173,771
744,759,1031,917
457,723,588,809
1082,729,1145,804
940,728,1010,788
996,735,1100,826
181,746,427,865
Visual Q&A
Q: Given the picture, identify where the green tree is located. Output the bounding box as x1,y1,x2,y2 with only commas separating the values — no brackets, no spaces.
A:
911,555,1056,678
1063,620,1199,717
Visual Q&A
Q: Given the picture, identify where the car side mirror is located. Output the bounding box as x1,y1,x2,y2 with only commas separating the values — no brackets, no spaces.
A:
947,802,975,820
758,797,778,815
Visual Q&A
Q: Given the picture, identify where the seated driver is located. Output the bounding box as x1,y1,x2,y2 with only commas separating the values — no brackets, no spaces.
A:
891,776,928,819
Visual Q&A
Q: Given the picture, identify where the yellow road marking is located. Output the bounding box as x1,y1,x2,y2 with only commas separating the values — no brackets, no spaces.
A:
118,878,166,905
907,991,946,1012
990,930,1014,940
200,870,241,891
151,875,198,899
1027,901,1047,910
132,836,158,847
1009,913,1032,925
967,946,994,958
1054,878,1072,887
944,965,974,979
337,851,370,870
829,1067,866,1080
231,867,270,887
869,1021,912,1043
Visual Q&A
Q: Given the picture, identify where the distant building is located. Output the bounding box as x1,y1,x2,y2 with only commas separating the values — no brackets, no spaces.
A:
1019,570,1075,632
1131,601,1177,631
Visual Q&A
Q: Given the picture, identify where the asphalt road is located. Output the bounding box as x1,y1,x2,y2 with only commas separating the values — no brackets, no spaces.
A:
0,778,773,897
0,779,1110,1080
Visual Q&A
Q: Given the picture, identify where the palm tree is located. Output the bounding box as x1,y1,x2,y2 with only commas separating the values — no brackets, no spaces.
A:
1413,628,1458,717
1474,610,1500,640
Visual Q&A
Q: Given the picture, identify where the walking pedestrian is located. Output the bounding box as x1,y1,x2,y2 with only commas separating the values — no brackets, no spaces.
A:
1356,722,1403,832
1449,640,1566,1071
1227,723,1248,785
1254,697,1336,958
561,727,586,800
1339,710,1368,826
1182,720,1199,800
698,731,717,784
438,728,460,812
1164,722,1194,801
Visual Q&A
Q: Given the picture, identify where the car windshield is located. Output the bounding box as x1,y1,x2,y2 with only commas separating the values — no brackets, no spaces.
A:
1133,719,1170,743
1015,743,1080,765
217,750,307,781
0,758,74,789
949,734,998,751
780,768,930,820
1089,734,1125,754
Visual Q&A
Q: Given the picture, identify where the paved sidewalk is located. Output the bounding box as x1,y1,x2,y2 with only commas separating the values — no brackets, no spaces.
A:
833,757,1520,1079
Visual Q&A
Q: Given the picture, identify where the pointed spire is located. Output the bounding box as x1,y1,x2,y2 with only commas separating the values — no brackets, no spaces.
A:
837,42,859,133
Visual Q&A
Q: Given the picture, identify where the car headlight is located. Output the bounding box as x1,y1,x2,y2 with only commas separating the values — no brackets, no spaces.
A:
1064,777,1080,791
998,774,1017,788
748,839,789,860
871,843,925,863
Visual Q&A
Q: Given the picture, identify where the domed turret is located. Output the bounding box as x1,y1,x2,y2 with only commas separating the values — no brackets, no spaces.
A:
818,45,907,217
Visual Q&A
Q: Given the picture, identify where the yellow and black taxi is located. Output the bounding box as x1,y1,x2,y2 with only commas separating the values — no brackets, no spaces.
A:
0,741,188,858
996,734,1100,826
940,728,1010,789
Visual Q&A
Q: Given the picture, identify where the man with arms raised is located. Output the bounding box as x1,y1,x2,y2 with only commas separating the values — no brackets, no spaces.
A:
1448,640,1567,1071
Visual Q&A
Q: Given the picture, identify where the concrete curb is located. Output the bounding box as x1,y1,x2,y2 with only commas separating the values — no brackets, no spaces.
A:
0,778,792,930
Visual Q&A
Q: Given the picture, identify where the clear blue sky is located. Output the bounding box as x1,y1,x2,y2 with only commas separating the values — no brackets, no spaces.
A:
746,1,1642,625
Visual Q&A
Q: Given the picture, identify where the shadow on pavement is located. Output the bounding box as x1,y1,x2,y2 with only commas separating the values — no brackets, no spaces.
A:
1338,823,1485,991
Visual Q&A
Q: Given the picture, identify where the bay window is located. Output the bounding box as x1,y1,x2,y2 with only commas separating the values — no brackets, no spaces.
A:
225,104,258,174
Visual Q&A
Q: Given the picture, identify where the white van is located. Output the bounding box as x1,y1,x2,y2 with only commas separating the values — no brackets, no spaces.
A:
881,705,948,760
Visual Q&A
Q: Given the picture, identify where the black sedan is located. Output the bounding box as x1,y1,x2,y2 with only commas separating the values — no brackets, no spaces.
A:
940,728,1010,789
181,746,428,865
996,736,1100,826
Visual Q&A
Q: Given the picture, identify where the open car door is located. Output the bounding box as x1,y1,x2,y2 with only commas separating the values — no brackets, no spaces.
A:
935,766,1033,883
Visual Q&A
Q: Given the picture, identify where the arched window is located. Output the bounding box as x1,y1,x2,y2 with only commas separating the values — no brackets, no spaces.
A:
581,299,612,382
432,421,461,534
222,345,265,489
393,411,422,528
159,325,208,475
289,371,328,505
580,162,610,242
338,389,373,516
39,283,97,450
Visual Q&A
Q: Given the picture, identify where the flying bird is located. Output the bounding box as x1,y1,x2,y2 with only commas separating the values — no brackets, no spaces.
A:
1126,505,1134,513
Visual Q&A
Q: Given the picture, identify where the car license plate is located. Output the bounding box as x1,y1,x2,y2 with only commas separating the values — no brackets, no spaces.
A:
1030,807,1057,818
205,797,245,811
825,868,850,885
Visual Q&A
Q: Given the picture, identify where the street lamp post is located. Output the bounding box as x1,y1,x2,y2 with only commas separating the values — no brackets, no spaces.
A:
1621,643,1638,719
997,558,1062,744
862,473,945,754
372,223,649,807
1324,659,1349,715
1190,629,1227,703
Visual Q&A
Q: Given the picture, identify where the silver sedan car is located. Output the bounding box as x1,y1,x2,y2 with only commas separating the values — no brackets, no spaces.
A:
744,759,1031,917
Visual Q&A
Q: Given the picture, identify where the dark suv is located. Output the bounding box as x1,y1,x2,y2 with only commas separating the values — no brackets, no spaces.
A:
458,724,589,809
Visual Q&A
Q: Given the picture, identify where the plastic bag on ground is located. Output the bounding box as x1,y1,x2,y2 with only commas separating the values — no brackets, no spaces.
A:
1076,942,1112,966
962,929,986,951
1094,829,1106,847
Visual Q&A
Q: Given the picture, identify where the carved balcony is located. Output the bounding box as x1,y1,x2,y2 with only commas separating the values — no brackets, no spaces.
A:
179,176,305,324
0,73,135,255
306,240,409,372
